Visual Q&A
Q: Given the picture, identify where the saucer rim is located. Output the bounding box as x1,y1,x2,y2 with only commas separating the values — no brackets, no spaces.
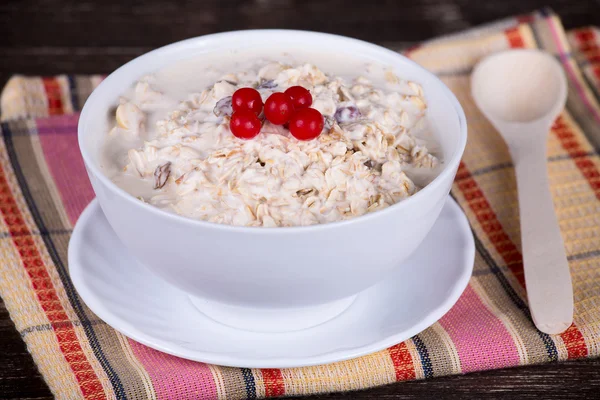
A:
68,197,474,368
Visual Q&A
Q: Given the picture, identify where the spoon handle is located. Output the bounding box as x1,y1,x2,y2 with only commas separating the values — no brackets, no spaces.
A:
509,136,573,334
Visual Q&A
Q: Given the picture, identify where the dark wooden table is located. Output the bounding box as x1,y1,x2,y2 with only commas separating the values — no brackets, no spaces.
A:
1,1,600,398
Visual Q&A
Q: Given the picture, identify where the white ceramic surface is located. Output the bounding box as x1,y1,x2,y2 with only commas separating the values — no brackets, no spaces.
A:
69,197,474,368
77,30,467,331
471,49,573,334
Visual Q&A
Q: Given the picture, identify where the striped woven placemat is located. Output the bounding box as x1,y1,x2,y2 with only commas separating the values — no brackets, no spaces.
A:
0,8,599,400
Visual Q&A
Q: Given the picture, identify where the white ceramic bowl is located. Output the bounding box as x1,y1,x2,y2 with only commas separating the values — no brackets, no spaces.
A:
78,30,467,332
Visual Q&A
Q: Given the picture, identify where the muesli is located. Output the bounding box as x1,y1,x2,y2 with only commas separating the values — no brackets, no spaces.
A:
105,62,439,227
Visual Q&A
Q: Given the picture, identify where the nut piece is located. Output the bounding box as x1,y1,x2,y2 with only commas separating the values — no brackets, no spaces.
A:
213,96,233,117
153,162,172,189
257,79,277,89
334,104,361,124
116,102,145,134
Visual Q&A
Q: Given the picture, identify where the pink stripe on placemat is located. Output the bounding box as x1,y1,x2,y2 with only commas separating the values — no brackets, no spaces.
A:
36,113,94,224
128,340,218,400
438,285,520,373
547,16,600,124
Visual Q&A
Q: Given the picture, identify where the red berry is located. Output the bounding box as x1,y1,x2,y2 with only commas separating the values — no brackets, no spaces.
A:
230,111,262,139
284,86,313,109
289,108,324,141
264,92,295,125
232,88,263,115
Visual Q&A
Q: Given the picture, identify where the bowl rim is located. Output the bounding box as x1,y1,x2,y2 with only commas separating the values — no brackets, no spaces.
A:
78,29,467,234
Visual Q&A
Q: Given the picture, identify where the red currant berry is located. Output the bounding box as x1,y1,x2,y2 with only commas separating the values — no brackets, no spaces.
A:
232,88,263,115
284,86,313,109
264,92,295,125
289,108,324,141
230,110,262,139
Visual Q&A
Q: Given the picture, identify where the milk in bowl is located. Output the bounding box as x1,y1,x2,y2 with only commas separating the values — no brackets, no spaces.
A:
101,49,443,227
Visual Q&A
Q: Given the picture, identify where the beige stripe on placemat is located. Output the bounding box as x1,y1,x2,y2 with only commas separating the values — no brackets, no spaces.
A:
116,334,157,400
278,351,397,396
6,119,153,399
0,135,86,398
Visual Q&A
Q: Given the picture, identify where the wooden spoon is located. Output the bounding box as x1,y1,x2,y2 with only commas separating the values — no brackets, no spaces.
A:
471,49,573,334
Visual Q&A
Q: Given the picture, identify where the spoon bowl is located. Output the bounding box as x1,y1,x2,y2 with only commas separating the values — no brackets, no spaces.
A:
471,49,573,335
472,49,567,126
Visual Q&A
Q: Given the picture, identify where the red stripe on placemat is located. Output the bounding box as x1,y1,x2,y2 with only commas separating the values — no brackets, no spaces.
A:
516,15,534,24
504,27,525,49
594,66,600,82
585,53,600,64
457,150,589,358
403,44,422,59
261,368,285,397
0,168,106,399
42,77,65,116
455,162,525,287
388,343,416,381
551,116,596,358
552,116,600,200
574,29,596,44
579,43,598,53
560,324,588,358
573,29,600,67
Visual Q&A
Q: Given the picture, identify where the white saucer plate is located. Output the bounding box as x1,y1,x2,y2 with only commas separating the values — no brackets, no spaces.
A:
69,197,474,368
